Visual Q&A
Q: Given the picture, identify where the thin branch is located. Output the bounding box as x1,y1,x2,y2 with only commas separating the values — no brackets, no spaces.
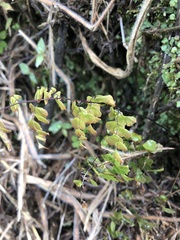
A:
143,25,180,35
36,0,115,31
80,0,153,79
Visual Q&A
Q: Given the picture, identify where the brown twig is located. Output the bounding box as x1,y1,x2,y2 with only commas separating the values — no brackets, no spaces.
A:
36,0,115,31
80,0,153,79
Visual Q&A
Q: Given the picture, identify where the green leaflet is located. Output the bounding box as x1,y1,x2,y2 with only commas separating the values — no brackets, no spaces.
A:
34,86,46,101
106,135,123,146
28,119,49,144
87,95,116,107
55,99,66,111
28,119,41,131
87,124,97,135
0,121,11,133
71,117,85,130
116,127,132,139
78,112,100,124
73,180,83,187
0,130,12,151
115,141,128,151
29,103,49,124
10,94,22,112
112,150,123,164
0,124,11,150
72,101,79,117
143,140,158,153
117,114,136,127
75,129,87,140
86,103,102,117
54,91,66,111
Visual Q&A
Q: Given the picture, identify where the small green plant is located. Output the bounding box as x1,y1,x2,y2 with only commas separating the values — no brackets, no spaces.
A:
35,38,46,67
0,88,165,185
71,135,81,148
19,63,38,85
155,194,176,214
0,1,14,53
161,36,180,95
108,211,134,240
49,120,72,137
0,30,7,54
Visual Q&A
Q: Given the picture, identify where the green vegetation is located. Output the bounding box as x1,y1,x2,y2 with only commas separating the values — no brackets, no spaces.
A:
0,0,179,239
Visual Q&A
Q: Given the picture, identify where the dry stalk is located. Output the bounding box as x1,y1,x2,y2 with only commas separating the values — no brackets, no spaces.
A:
84,181,110,232
80,0,153,79
36,0,115,31
87,183,113,240
17,136,28,222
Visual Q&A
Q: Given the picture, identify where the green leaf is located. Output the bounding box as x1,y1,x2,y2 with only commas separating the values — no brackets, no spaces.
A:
19,63,30,75
37,38,46,54
110,221,116,232
34,86,45,101
10,95,22,112
0,40,7,54
86,103,102,117
54,91,66,110
29,104,50,124
115,141,128,151
99,173,118,181
0,121,11,133
87,124,97,135
0,2,14,11
89,179,98,186
0,130,12,151
131,132,142,142
62,128,68,137
162,71,171,84
112,150,123,164
62,122,72,129
71,135,80,148
36,134,46,142
49,87,57,95
106,121,123,133
73,180,83,187
71,117,85,130
75,129,87,140
35,54,44,67
28,119,42,131
87,95,116,106
29,72,37,84
29,103,48,118
79,112,100,124
72,101,79,117
5,17,13,30
106,135,123,146
162,207,175,214
36,129,49,136
43,88,51,105
35,115,50,124
49,121,63,134
0,30,7,40
143,140,158,153
135,169,152,183
117,115,136,127
121,174,133,182
116,127,132,139
113,165,130,175
55,99,66,111
176,101,180,107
